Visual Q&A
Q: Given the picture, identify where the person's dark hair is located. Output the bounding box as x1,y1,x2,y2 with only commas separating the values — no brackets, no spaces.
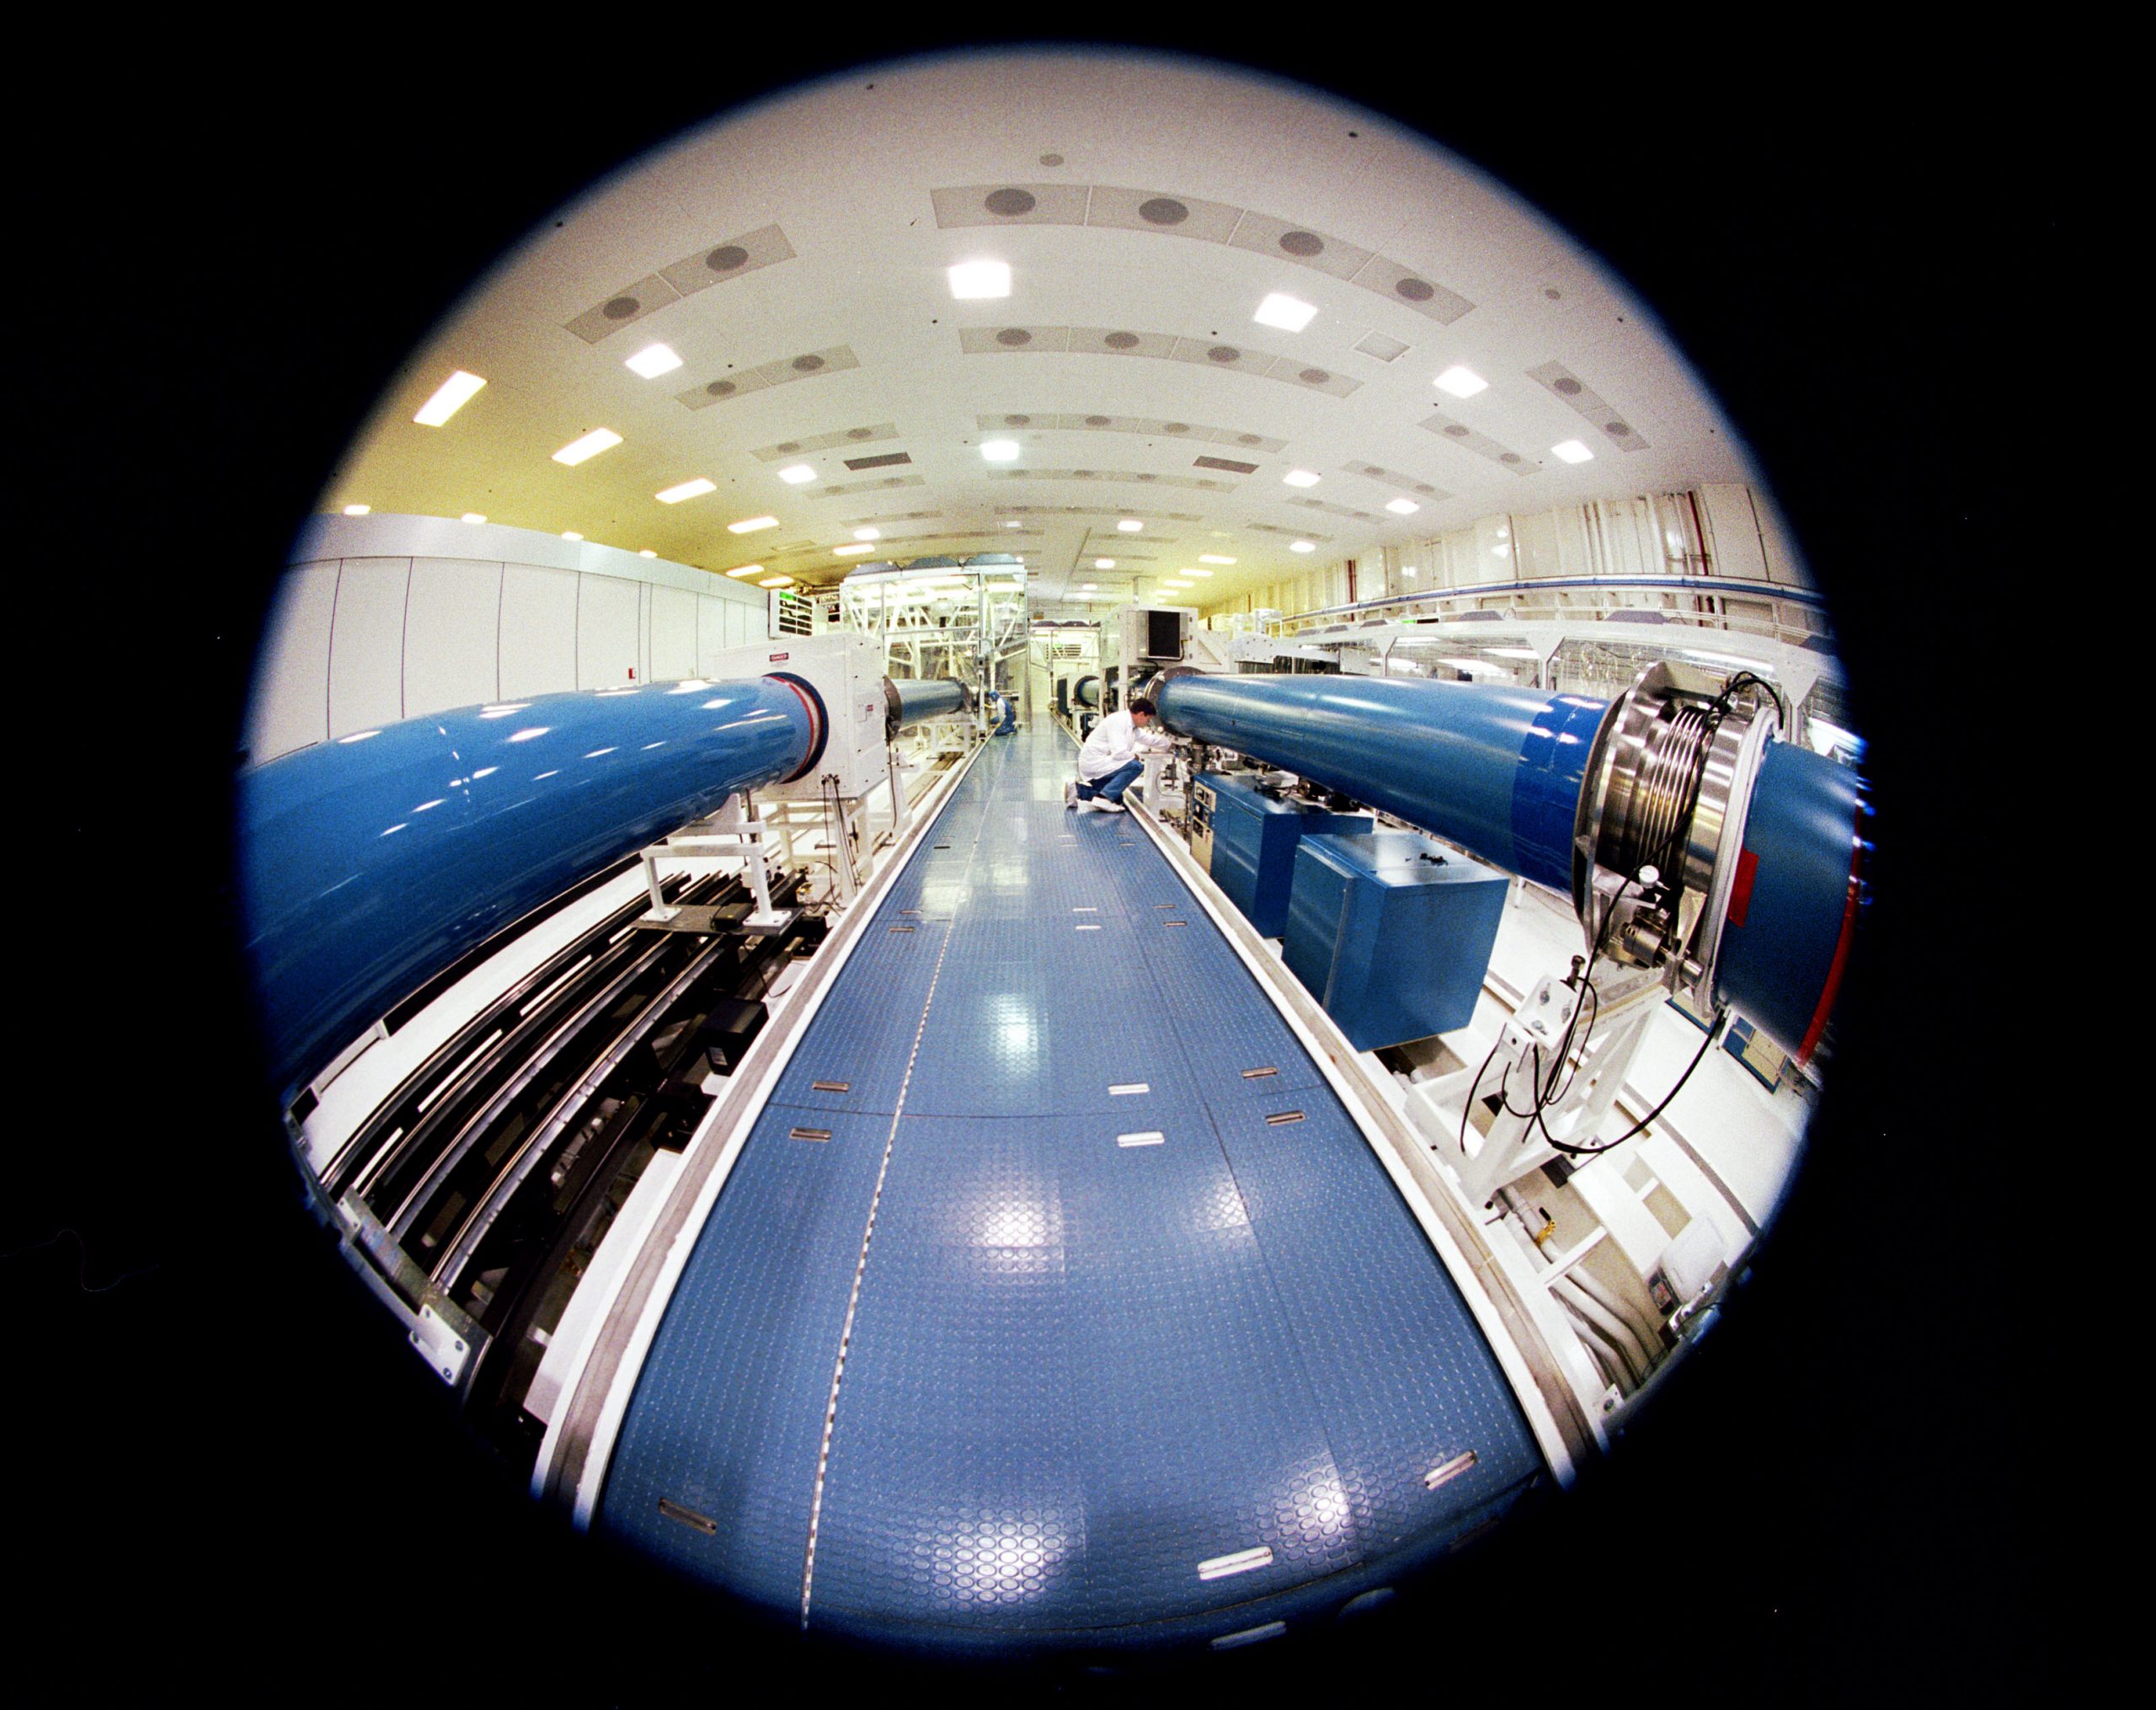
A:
1130,697,1157,717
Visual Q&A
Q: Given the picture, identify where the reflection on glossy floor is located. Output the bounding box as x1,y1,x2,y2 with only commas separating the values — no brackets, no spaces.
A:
598,720,1542,1656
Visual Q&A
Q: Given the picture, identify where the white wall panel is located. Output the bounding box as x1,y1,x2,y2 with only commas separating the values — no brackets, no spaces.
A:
326,557,412,737
246,561,341,763
1553,507,1593,577
577,573,638,687
499,564,579,698
1696,484,1767,583
1513,510,1561,580
403,557,502,718
650,585,696,681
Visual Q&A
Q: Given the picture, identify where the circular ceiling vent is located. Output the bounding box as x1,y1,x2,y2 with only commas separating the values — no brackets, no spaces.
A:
848,427,874,439
1554,377,1583,395
706,245,750,271
996,329,1033,346
1005,414,1032,426
1136,473,1155,481
776,441,801,454
1416,484,1438,495
1396,278,1435,302
1038,152,1064,167
1138,197,1188,225
792,354,825,371
707,379,735,396
1073,469,1095,478
1499,452,1523,463
1206,346,1240,363
1086,414,1112,426
1238,433,1263,446
985,188,1037,216
1300,369,1331,384
1444,424,1469,437
1278,230,1324,257
1162,422,1189,433
1606,421,1630,436
602,297,640,319
1103,331,1139,350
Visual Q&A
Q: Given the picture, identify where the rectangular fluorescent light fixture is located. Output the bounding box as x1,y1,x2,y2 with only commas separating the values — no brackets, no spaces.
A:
760,575,792,587
853,526,881,541
414,370,485,425
776,463,816,484
638,549,657,558
657,477,716,504
1435,365,1487,398
553,427,622,466
1094,558,1115,569
562,531,583,541
1185,567,1214,577
1386,497,1421,515
1198,553,1235,564
1117,518,1143,532
1552,440,1593,464
981,440,1021,462
462,512,487,524
728,515,779,533
1290,540,1315,553
1401,566,1418,578
947,259,1012,299
834,542,875,556
725,564,764,578
1080,582,1097,590
1253,291,1317,332
1283,469,1320,487
624,342,683,378
342,504,370,516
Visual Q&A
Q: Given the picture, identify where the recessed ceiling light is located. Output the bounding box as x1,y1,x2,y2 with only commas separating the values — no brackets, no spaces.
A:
462,512,487,524
726,564,765,578
1386,498,1420,515
553,427,623,466
342,504,370,516
624,342,683,378
1253,291,1317,332
657,478,716,504
639,549,657,558
1094,558,1115,569
1117,519,1142,532
414,370,485,425
1552,440,1593,464
854,526,881,541
981,440,1021,462
1080,582,1097,590
1198,553,1235,564
776,464,815,484
947,259,1012,299
1401,566,1418,578
562,531,583,541
760,574,792,587
1290,540,1315,553
1435,366,1488,398
1283,469,1320,488
834,542,874,557
728,516,779,533
1186,567,1214,577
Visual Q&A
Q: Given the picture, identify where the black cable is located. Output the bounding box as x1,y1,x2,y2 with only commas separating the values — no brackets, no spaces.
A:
1538,1004,1726,1158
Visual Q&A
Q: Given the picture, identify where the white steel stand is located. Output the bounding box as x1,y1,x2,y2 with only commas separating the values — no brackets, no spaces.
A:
1410,963,1670,1208
638,793,794,932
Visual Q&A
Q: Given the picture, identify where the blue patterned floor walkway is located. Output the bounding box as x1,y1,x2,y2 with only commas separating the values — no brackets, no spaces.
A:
597,721,1544,1656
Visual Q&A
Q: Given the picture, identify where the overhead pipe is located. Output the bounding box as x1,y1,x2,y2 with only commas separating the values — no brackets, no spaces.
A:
1145,665,1865,1059
243,671,963,1103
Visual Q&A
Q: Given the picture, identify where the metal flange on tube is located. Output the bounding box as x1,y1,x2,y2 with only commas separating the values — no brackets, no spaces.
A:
1145,664,1865,1060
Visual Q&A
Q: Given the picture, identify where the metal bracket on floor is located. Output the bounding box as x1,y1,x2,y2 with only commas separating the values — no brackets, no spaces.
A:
637,793,799,937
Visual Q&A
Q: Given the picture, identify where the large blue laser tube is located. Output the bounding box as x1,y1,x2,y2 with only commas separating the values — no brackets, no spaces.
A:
1283,831,1509,1050
238,676,827,1103
1191,771,1371,938
1155,673,1602,893
1151,670,1865,1059
887,676,965,729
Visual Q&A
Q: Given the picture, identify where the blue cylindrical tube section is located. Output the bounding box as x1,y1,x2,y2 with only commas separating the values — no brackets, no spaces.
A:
1073,676,1101,709
890,678,965,724
238,677,819,1101
1152,674,1607,894
1713,740,1863,1057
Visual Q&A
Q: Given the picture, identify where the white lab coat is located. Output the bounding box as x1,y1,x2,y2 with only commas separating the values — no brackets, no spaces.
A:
1078,708,1170,780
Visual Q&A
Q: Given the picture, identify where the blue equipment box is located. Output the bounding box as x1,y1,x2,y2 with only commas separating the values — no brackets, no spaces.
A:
1283,830,1508,1050
1192,772,1371,938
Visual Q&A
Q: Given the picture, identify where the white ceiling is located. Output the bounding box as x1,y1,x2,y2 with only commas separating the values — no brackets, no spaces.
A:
328,51,1755,616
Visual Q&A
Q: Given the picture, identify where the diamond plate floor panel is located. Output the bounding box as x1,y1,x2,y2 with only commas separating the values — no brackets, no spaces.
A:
598,721,1543,1655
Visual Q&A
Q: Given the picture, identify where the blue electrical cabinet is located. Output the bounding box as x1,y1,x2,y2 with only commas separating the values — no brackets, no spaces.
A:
1283,830,1509,1050
1192,772,1372,938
